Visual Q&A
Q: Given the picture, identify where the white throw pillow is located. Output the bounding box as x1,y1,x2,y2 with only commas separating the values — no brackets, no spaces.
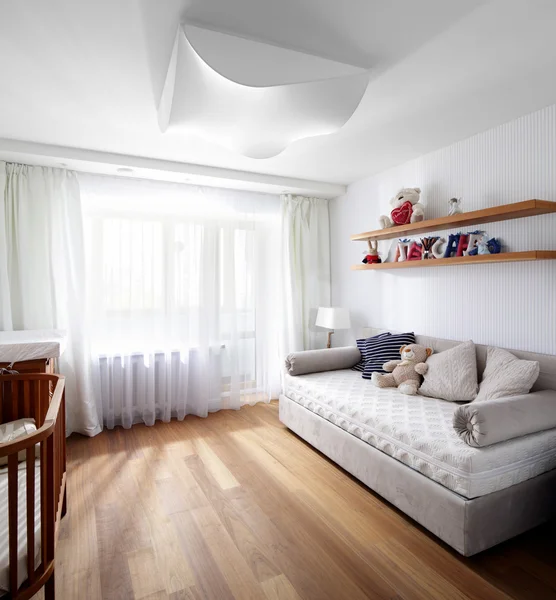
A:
0,418,37,466
475,346,540,402
419,340,478,402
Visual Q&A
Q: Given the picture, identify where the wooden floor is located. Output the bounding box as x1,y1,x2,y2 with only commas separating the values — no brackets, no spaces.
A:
32,401,556,600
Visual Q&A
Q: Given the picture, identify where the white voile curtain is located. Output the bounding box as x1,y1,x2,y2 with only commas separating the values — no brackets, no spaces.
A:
80,176,282,429
281,194,331,352
0,162,101,437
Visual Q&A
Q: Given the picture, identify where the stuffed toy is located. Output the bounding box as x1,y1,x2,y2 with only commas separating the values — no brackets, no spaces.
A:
477,236,490,255
406,241,423,260
362,239,381,264
394,239,411,262
432,237,447,259
463,231,483,256
468,232,501,256
371,343,433,395
443,233,461,258
379,188,425,229
421,236,438,259
487,237,502,254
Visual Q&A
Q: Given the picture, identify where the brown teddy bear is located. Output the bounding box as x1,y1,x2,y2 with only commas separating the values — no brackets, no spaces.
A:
371,343,433,395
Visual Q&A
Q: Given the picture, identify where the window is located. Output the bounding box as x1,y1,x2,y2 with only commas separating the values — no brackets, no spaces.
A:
81,178,281,399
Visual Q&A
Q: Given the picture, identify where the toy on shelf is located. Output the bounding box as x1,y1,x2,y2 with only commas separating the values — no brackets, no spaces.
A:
487,238,502,254
463,231,482,256
394,239,412,262
477,237,490,255
443,233,474,258
448,197,463,216
362,239,381,264
467,233,502,256
421,236,438,259
456,234,469,256
443,234,461,258
432,237,447,259
407,241,423,261
379,187,425,229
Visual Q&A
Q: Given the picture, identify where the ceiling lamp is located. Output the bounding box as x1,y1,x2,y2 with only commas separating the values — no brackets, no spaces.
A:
157,24,369,159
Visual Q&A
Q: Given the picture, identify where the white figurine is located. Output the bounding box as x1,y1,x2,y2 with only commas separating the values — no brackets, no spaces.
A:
448,197,463,216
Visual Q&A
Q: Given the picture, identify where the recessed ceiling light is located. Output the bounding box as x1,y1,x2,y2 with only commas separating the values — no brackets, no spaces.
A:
116,167,134,174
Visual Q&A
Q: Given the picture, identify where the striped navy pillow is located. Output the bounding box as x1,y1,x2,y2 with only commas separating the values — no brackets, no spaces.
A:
352,332,392,372
361,332,416,379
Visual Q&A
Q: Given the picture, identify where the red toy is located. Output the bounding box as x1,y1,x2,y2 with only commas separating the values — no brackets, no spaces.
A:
390,200,414,226
362,240,382,264
407,241,423,260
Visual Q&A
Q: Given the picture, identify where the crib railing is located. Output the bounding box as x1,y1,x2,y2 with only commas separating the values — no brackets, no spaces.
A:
0,374,66,600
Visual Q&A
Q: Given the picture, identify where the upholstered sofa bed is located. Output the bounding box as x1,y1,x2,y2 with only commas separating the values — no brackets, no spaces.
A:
279,328,556,556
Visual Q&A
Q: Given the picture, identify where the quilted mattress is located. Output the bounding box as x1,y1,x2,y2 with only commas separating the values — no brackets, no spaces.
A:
284,370,556,499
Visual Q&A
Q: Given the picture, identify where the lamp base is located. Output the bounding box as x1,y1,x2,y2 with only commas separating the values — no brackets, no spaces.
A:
327,330,334,349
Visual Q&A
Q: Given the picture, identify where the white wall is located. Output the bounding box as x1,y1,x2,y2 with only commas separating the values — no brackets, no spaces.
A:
330,103,556,354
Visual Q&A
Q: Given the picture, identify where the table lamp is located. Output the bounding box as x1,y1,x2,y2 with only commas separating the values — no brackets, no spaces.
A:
315,307,351,349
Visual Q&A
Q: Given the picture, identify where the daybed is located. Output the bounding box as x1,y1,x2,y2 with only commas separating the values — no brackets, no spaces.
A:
280,328,556,556
0,374,67,599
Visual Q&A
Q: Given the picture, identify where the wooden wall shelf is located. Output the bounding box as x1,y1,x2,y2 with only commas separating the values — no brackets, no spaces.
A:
351,200,556,242
351,251,556,270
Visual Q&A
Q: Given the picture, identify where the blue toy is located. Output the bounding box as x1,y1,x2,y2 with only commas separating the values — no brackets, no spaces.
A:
487,238,502,254
443,234,461,258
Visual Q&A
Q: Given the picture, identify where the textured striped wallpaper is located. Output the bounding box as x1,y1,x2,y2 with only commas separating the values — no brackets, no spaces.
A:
330,103,556,354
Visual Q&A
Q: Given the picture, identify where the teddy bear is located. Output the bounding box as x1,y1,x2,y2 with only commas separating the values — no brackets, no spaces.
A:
371,343,433,395
378,187,425,229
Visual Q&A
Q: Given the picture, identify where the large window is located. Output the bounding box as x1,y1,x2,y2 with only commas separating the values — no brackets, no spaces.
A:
80,176,281,415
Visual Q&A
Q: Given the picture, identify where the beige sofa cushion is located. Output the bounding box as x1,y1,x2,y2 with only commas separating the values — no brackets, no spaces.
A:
475,347,540,402
419,340,478,402
454,390,556,447
285,346,361,376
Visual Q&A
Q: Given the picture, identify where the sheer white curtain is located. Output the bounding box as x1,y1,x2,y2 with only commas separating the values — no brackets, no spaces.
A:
281,194,331,352
80,176,281,429
0,162,101,437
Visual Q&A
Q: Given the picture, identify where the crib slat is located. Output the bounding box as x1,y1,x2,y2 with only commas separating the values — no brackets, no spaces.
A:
11,380,18,421
30,379,37,425
26,446,36,584
40,379,49,426
8,453,19,594
23,380,31,419
46,433,55,562
40,438,47,572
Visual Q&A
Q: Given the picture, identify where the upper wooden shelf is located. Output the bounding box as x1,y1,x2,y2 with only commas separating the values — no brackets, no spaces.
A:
351,200,556,242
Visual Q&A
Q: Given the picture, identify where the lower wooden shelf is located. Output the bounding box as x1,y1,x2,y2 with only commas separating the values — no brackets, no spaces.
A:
351,251,556,270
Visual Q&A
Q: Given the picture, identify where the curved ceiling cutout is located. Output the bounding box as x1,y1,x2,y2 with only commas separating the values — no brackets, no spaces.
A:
184,25,364,87
158,24,369,159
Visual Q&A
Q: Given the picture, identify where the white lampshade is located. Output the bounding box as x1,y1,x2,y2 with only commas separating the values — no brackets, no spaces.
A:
315,307,351,330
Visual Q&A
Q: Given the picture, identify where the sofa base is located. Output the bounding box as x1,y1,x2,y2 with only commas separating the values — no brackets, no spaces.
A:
279,394,556,556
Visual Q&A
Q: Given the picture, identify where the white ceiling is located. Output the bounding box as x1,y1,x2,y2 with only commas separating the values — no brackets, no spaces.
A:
1,0,556,190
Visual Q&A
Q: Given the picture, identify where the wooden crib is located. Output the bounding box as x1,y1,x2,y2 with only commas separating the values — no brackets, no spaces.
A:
0,374,67,600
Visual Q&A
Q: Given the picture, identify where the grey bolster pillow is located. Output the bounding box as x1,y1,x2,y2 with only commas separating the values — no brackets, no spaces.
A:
453,390,556,447
285,346,361,376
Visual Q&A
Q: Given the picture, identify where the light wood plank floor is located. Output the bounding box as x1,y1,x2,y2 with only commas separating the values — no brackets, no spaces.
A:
33,401,556,600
